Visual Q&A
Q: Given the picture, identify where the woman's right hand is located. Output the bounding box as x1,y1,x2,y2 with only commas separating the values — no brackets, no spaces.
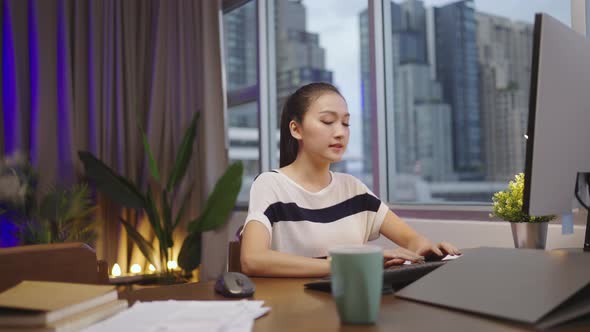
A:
383,248,425,268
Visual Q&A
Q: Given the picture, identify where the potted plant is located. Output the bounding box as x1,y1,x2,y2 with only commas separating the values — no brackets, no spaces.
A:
491,173,556,249
0,152,99,246
78,112,243,281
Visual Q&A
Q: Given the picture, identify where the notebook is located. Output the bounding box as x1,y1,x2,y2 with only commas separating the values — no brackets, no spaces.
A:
0,300,127,332
0,281,118,327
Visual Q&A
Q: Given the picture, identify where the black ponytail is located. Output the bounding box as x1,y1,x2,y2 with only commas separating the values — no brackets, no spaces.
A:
279,82,342,167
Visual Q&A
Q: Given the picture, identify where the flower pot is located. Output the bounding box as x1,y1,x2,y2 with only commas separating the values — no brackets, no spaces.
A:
510,222,548,249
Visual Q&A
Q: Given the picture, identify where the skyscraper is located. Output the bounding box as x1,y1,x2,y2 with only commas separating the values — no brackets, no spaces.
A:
477,12,532,181
224,0,333,187
396,64,454,182
275,0,333,109
359,9,372,175
431,0,482,180
223,3,257,92
360,0,454,182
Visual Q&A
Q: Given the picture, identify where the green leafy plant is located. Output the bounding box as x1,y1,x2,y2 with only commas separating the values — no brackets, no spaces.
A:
491,173,556,223
78,112,243,273
16,184,99,245
0,152,99,246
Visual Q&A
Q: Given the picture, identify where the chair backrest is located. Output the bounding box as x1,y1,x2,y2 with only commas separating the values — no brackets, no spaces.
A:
227,226,243,273
0,242,109,292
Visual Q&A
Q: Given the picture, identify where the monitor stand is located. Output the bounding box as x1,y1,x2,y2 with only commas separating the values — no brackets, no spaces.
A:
583,174,590,251
553,207,589,253
584,207,590,251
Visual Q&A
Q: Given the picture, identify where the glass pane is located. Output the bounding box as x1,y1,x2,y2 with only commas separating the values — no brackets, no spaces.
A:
223,1,259,203
273,0,372,188
223,1,258,90
385,0,570,204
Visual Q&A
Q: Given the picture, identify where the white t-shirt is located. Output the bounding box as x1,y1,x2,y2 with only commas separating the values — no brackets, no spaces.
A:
244,170,389,257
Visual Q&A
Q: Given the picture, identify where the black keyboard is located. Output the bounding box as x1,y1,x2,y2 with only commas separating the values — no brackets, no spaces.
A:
304,261,447,294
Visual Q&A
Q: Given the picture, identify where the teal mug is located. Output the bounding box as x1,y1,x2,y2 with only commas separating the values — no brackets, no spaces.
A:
329,245,384,324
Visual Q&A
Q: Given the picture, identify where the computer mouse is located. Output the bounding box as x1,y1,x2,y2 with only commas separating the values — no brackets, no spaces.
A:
214,272,256,298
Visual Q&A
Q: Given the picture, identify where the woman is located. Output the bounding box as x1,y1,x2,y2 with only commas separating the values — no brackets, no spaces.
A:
241,82,460,277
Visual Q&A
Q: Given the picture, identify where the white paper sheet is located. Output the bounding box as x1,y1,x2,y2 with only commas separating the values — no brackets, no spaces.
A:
81,300,270,332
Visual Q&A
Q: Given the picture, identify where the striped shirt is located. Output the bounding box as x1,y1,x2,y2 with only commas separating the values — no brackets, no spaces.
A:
244,170,389,257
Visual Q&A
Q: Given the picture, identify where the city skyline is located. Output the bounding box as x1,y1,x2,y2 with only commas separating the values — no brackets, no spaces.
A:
303,0,570,159
224,0,571,202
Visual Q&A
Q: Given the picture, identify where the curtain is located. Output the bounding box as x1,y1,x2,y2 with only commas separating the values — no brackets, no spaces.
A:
0,0,229,280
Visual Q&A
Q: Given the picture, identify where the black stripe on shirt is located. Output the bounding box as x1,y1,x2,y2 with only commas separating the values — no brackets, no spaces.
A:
263,193,381,225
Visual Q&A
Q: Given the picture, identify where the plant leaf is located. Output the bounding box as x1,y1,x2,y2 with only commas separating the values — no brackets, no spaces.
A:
144,187,165,248
78,151,146,209
38,187,62,222
161,190,173,248
120,217,157,266
188,161,243,233
139,124,161,182
177,231,201,272
42,184,99,247
173,185,193,230
166,113,200,191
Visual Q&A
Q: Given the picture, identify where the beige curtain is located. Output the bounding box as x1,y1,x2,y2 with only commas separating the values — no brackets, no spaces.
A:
1,0,228,280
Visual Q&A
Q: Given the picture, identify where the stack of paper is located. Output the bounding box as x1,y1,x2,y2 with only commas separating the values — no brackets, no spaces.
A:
0,281,127,332
82,300,270,332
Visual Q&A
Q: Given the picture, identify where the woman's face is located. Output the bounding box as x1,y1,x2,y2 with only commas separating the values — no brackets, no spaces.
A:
290,92,350,163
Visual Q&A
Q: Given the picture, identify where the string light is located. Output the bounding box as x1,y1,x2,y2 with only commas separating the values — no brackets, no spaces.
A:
130,264,141,273
111,263,122,277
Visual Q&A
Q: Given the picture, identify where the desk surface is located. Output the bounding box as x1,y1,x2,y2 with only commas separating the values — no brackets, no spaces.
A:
121,277,589,331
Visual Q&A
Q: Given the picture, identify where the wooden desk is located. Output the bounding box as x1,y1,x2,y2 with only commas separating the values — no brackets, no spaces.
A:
122,278,589,331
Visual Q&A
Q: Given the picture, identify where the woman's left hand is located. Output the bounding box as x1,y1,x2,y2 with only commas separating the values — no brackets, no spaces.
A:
415,241,461,260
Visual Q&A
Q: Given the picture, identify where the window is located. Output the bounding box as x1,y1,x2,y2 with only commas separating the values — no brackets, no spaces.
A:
272,0,373,188
222,0,572,212
222,0,259,203
382,0,570,205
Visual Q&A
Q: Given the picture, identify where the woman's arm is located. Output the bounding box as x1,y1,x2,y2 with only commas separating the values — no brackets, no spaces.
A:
379,210,431,251
379,210,461,263
240,221,330,277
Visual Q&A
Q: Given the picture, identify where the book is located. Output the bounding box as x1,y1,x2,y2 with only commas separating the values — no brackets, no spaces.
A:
0,281,118,327
0,300,128,332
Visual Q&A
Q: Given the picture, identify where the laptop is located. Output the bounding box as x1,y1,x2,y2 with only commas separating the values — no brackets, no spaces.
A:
395,247,590,329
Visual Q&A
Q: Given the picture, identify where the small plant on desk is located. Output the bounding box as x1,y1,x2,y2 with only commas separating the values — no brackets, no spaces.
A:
491,173,555,223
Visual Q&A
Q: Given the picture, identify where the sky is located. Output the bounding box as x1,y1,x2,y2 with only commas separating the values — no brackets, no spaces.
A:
301,0,572,158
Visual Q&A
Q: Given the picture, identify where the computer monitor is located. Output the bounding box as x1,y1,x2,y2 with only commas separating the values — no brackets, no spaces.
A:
523,13,590,251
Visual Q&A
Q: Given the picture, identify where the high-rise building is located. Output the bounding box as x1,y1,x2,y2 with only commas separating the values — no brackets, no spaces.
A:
223,3,257,92
360,0,454,182
393,0,428,65
395,63,454,181
415,101,454,182
359,9,372,175
224,0,334,187
392,1,451,181
275,0,333,108
476,12,532,181
430,0,482,180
